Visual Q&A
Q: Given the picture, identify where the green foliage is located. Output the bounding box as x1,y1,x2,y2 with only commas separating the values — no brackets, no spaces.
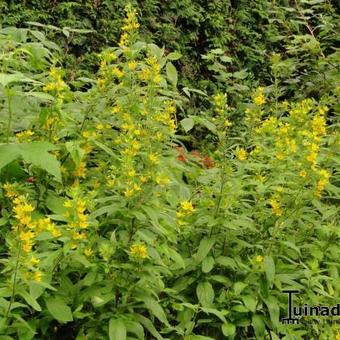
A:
0,3,339,340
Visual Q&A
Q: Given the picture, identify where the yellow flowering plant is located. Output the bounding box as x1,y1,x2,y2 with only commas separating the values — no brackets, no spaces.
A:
0,6,339,340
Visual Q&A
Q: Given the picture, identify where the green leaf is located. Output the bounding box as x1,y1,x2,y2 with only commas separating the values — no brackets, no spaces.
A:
45,194,67,215
166,62,178,86
167,52,182,60
168,248,185,269
134,314,163,340
65,141,85,166
264,256,275,286
233,69,248,79
0,73,25,87
20,142,61,182
200,307,227,322
196,281,214,307
202,256,214,273
199,118,217,134
180,118,195,132
264,296,280,329
143,297,169,325
27,92,55,101
221,322,236,336
45,296,73,323
0,142,61,182
242,295,257,312
0,144,20,169
185,336,215,340
148,43,163,60
93,140,119,160
252,314,265,339
18,290,41,311
124,320,144,340
109,318,126,340
195,237,215,263
215,256,237,269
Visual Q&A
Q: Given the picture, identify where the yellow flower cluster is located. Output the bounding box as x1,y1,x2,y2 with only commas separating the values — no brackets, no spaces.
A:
74,161,87,178
119,7,139,47
213,93,227,115
16,129,34,142
139,56,162,84
252,86,266,106
236,148,247,161
315,169,330,197
6,191,67,282
153,101,177,133
64,199,89,248
43,67,68,99
3,182,19,199
130,244,148,259
289,99,313,123
176,200,195,226
155,173,170,186
36,217,61,238
269,197,283,217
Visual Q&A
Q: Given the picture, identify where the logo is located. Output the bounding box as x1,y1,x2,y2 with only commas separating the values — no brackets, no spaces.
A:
281,290,340,324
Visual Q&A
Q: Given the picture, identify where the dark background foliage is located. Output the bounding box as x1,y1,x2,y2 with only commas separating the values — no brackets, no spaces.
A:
1,0,339,95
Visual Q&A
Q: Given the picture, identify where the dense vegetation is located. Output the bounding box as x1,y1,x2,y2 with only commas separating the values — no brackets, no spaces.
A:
0,1,339,339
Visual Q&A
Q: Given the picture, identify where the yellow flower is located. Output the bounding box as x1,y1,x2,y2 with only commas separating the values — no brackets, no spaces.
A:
112,67,124,78
74,161,87,178
3,182,18,199
84,248,93,257
275,152,284,160
16,130,34,142
128,61,137,70
299,170,307,178
311,114,326,136
127,169,136,177
254,95,265,106
224,119,232,128
130,244,148,259
253,87,266,106
236,148,247,161
32,270,43,282
29,256,40,266
155,174,170,186
107,178,116,188
180,200,195,213
51,228,62,238
72,231,86,241
306,151,317,165
153,74,162,84
148,153,160,164
176,211,185,218
255,255,263,263
124,188,134,197
269,198,283,216
63,200,72,208
140,175,149,183
319,169,330,180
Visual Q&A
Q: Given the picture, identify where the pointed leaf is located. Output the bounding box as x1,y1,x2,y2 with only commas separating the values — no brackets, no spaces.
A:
166,62,178,86
45,296,73,323
109,318,126,340
196,281,214,307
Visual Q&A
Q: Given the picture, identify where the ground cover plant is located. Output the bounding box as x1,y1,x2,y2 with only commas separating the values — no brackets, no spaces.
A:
0,3,339,340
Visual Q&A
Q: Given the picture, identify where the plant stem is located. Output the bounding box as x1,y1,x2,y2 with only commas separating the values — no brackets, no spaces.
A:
5,242,22,320
6,89,13,144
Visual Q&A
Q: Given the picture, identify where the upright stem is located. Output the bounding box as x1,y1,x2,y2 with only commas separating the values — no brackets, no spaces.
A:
6,89,13,144
5,242,22,320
